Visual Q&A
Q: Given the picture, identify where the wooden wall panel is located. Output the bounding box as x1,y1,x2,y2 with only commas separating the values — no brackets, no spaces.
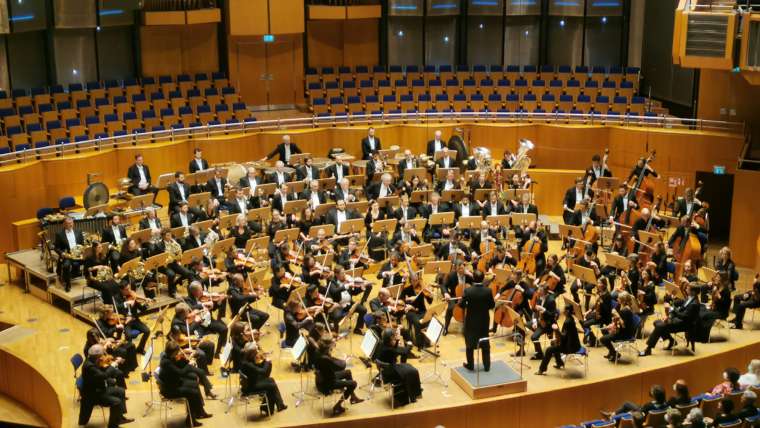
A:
269,0,305,35
0,124,753,267
0,350,62,428
343,19,379,67
139,24,219,77
698,69,760,138
307,21,344,68
228,0,269,36
729,169,760,267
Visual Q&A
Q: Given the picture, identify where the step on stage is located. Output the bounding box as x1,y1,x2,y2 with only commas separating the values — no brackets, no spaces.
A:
450,361,527,399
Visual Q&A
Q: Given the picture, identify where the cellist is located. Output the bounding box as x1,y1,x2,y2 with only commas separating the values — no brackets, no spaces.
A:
441,260,473,336
515,220,548,276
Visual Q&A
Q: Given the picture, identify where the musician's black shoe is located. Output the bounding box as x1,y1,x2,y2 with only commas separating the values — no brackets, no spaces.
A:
638,348,652,357
119,417,135,424
530,353,543,361
206,391,218,400
198,412,213,419
511,349,526,357
442,328,448,336
332,404,346,416
603,353,612,360
353,328,363,336
534,370,546,376
462,363,474,371
277,404,288,412
185,417,200,427
349,395,364,405
553,363,564,369
489,326,497,334
730,323,742,330
358,357,372,368
664,339,675,351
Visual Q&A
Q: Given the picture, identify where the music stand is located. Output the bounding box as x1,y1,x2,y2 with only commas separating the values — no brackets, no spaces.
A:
129,228,153,244
435,167,460,181
602,252,630,271
433,150,457,161
441,189,464,203
246,207,271,223
511,212,537,225
358,329,381,397
559,224,584,244
486,215,510,228
378,148,399,160
338,218,365,235
194,220,214,233
409,243,434,258
421,316,447,386
85,203,110,217
289,153,311,165
562,296,584,321
595,177,620,194
423,260,452,275
256,183,277,198
407,218,427,235
273,228,299,243
570,264,598,285
377,196,399,210
503,189,530,202
410,190,431,204
429,212,455,228
144,252,169,272
457,216,483,230
371,219,398,235
212,237,236,256
181,246,205,265
698,266,719,282
309,224,335,238
219,213,237,230
473,188,496,201
663,280,684,299
116,257,141,280
346,201,368,213
128,194,154,211
290,335,319,407
283,199,307,216
346,174,366,187
403,167,427,182
312,202,334,219
288,181,307,194
156,173,174,190
316,177,336,190
244,236,269,255
638,230,662,247
170,226,187,240
187,192,210,210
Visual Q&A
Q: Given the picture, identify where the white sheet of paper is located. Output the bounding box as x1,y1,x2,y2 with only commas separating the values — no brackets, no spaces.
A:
425,316,443,345
219,341,233,366
140,344,154,372
291,335,307,361
360,330,379,359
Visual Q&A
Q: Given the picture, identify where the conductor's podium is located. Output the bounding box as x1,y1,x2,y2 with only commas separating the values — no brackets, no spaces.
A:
450,360,527,399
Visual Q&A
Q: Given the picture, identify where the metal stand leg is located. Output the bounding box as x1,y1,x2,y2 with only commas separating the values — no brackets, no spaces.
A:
421,344,448,387
143,336,163,417
291,356,319,407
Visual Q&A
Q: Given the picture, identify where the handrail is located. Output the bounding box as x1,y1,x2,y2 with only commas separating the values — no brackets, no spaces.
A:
0,111,744,167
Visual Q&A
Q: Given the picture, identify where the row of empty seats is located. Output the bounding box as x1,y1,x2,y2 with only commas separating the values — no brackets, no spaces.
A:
0,72,256,153
312,91,648,116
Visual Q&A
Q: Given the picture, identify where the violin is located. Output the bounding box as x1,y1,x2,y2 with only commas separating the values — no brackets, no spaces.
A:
97,353,115,368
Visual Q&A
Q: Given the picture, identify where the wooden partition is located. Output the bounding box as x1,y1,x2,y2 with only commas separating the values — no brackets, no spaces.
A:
302,341,760,428
139,23,220,76
0,343,63,428
0,124,749,264
307,18,379,67
730,169,760,268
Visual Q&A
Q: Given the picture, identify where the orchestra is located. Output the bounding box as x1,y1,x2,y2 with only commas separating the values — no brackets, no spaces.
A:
55,130,759,425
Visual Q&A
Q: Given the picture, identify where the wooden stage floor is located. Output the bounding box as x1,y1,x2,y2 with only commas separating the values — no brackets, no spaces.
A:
1,237,759,428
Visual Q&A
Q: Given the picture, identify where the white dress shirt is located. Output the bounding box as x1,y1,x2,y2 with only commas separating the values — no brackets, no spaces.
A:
65,229,77,249
112,226,123,245
137,165,147,187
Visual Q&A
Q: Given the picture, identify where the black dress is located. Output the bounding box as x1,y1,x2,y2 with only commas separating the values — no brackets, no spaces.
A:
376,343,422,406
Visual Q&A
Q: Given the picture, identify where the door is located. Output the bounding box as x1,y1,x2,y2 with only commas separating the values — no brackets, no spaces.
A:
235,39,298,110
695,171,733,243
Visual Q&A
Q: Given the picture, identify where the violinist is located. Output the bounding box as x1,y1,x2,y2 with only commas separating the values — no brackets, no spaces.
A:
187,280,227,322
83,328,127,387
562,178,591,224
706,272,732,321
239,341,288,414
400,273,434,350
581,283,613,347
229,213,254,249
377,327,423,406
515,192,539,216
570,248,601,311
169,303,216,374
333,177,356,204
441,261,472,336
715,247,739,291
600,292,636,362
96,306,138,373
283,299,316,348
378,252,406,288
302,255,330,287
325,266,370,334
229,322,250,370
314,336,364,416
222,246,246,276
158,341,213,427
78,344,133,428
391,221,421,249
730,274,760,329
307,228,335,256
228,273,269,330
535,305,581,376
639,283,701,357
338,238,369,271
189,259,226,290
113,281,150,355
369,288,407,325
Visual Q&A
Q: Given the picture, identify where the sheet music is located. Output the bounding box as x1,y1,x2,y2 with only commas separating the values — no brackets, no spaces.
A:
219,342,233,366
360,330,379,359
291,335,307,360
425,316,443,345
140,345,154,372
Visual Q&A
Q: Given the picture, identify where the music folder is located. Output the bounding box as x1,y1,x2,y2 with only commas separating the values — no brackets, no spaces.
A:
283,199,307,215
338,218,364,235
429,212,454,226
245,236,270,254
309,224,335,238
273,227,299,242
371,219,398,234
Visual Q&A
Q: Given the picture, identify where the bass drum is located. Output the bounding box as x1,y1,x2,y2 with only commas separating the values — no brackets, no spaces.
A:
226,163,248,186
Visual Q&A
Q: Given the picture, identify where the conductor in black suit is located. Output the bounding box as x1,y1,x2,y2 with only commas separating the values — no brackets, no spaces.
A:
261,134,302,165
126,154,157,197
639,284,701,356
361,127,381,160
55,216,85,292
460,272,495,371
188,147,209,173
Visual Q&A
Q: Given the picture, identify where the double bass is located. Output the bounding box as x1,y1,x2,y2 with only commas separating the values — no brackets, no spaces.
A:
627,151,657,209
672,182,705,279
493,282,524,329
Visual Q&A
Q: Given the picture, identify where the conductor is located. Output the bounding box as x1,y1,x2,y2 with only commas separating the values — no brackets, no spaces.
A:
459,272,495,371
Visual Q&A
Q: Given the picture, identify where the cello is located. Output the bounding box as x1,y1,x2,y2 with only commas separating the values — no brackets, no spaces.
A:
628,151,657,209
672,182,705,279
493,281,524,329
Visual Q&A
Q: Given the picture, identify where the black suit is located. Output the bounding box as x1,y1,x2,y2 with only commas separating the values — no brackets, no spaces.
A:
393,206,417,222
127,164,157,196
646,297,701,350
239,359,285,413
54,229,85,290
673,198,701,219
168,182,192,213
460,284,495,370
264,142,302,164
397,158,418,179
361,136,382,160
138,217,162,231
78,357,127,428
296,165,320,181
562,186,591,224
367,182,396,200
239,175,263,189
157,355,205,420
170,211,195,228
300,189,328,207
454,203,479,219
271,191,297,213
426,139,446,157
514,203,538,216
538,316,581,373
481,201,506,217
267,171,291,186
206,177,227,200
436,156,458,170
326,163,350,180
189,158,209,173
333,186,354,203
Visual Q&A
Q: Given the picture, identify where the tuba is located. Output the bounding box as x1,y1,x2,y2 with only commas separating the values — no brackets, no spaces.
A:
513,138,534,173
